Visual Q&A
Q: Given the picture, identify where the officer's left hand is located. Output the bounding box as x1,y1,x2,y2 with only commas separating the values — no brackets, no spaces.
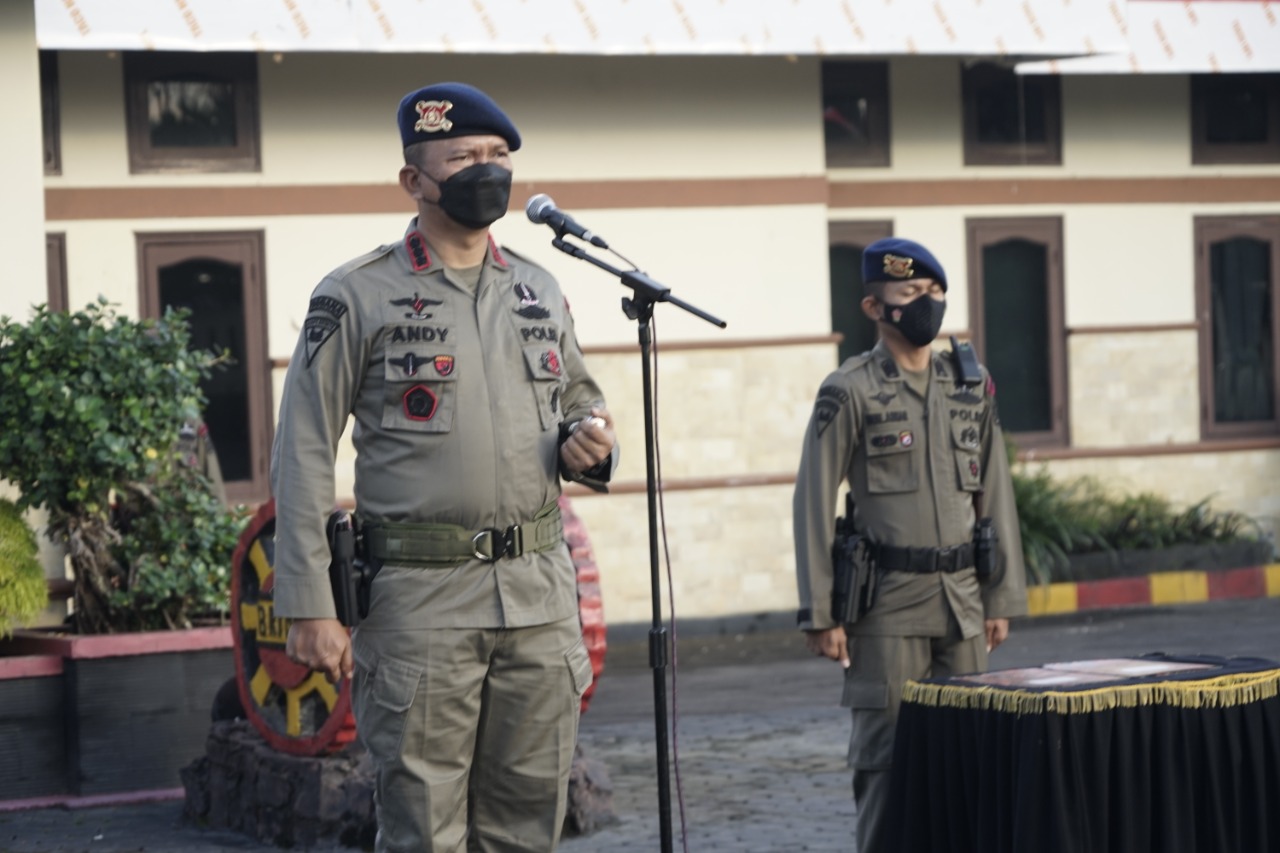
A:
561,407,616,475
985,618,1009,653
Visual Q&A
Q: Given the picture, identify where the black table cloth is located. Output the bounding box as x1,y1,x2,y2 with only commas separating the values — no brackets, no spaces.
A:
886,654,1280,853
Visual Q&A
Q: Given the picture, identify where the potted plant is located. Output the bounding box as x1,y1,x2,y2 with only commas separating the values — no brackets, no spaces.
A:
0,299,247,797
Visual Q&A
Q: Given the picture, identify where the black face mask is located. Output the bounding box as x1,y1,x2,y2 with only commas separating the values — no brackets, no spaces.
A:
880,293,946,347
429,162,512,230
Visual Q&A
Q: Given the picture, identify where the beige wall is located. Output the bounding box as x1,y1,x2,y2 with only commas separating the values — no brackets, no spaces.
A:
1,1,47,322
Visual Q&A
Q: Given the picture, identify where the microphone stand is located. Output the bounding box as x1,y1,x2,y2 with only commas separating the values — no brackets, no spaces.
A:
550,235,725,853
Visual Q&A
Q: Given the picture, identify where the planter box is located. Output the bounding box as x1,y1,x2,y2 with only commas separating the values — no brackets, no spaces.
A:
1063,540,1274,583
5,627,233,797
0,654,65,800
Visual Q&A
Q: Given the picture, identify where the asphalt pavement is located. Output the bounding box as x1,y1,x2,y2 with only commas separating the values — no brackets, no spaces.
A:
3,597,1279,853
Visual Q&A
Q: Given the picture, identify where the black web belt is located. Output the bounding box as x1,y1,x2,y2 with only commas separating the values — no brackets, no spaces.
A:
873,542,976,574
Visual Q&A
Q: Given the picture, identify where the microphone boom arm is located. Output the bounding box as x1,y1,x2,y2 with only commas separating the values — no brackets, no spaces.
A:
550,238,726,329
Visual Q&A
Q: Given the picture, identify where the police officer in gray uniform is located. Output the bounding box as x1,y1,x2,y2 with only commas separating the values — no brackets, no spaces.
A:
274,82,618,852
793,238,1027,853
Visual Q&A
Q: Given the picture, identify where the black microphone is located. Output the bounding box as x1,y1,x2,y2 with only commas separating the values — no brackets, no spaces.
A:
525,194,608,249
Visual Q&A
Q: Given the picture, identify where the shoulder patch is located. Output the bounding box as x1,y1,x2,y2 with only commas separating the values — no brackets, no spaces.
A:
303,317,341,366
813,383,850,437
308,295,348,320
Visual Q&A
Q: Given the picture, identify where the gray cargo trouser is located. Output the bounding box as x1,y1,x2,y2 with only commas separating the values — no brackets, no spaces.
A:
842,624,987,853
352,615,594,852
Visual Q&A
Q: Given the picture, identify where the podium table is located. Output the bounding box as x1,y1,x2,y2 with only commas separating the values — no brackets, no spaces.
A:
886,654,1280,853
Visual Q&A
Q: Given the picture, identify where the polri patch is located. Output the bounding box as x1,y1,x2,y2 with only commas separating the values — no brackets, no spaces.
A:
304,317,340,367
541,350,562,376
403,385,439,421
434,355,455,377
309,296,348,320
960,426,979,448
391,292,444,320
899,430,914,447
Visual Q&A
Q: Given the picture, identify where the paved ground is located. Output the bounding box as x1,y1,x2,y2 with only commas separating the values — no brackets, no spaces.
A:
3,597,1279,852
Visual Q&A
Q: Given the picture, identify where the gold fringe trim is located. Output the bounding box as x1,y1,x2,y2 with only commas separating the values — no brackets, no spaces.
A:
903,669,1280,716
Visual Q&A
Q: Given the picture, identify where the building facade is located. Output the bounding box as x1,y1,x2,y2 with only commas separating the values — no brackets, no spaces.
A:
7,0,1279,626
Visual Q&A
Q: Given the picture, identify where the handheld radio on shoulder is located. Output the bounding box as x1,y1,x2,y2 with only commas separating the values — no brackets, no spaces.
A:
949,335,982,387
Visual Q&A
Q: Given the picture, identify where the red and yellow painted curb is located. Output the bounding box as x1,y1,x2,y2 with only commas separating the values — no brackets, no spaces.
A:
1027,563,1280,617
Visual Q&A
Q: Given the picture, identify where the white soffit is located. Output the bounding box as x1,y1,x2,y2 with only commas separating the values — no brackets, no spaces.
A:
1019,1,1280,74
38,0,1127,58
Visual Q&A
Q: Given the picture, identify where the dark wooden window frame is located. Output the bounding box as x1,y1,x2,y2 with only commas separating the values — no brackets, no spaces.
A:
123,52,261,174
822,61,891,168
45,233,67,312
1194,215,1280,440
136,231,273,503
961,62,1062,167
966,216,1069,448
828,220,894,362
40,51,60,175
1191,73,1280,165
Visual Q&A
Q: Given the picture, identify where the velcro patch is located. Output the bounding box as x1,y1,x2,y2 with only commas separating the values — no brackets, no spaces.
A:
403,385,439,421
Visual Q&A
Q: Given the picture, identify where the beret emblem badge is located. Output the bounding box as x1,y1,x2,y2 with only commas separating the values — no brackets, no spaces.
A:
883,253,914,279
415,99,455,133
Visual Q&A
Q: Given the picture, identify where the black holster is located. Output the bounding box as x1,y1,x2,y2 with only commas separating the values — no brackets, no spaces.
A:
973,517,998,583
831,494,878,625
326,511,381,627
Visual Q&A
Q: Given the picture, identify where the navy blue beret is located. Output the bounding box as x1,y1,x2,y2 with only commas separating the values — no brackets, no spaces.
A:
862,237,947,292
397,82,521,151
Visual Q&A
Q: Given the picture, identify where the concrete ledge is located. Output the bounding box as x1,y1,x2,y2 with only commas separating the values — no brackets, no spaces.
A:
1027,562,1280,616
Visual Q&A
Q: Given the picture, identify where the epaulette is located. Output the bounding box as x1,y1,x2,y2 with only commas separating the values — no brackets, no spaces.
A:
329,243,396,281
496,245,552,276
837,349,878,375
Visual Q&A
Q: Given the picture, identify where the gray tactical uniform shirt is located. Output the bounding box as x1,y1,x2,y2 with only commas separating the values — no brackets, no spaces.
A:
272,221,614,629
793,340,1027,636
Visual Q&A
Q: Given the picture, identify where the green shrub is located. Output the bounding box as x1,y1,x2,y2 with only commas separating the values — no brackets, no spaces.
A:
1012,462,1261,585
0,299,242,633
0,499,48,638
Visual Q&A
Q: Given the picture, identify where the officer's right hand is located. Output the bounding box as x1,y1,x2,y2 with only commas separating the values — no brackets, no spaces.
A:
805,627,851,669
286,618,353,684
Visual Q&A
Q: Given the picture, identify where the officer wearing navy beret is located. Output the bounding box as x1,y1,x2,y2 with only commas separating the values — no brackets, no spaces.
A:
274,82,618,851
792,237,1027,853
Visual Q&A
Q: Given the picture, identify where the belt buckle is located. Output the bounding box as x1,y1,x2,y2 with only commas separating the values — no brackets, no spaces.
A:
472,528,505,562
471,525,523,562
936,545,955,573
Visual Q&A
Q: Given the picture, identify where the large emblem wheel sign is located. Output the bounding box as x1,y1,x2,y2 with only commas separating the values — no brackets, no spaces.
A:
230,497,608,755
231,500,356,756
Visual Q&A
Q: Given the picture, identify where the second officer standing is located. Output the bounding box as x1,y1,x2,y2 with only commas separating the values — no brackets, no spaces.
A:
793,237,1027,853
